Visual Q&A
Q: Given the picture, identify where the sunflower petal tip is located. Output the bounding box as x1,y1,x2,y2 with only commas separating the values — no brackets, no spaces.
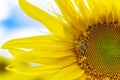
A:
2,40,13,49
2,43,9,49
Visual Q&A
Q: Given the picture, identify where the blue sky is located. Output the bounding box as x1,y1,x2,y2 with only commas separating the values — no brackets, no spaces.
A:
0,0,50,58
2,7,40,29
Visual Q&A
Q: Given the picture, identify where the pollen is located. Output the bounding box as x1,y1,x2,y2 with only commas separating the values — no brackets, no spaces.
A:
74,22,120,79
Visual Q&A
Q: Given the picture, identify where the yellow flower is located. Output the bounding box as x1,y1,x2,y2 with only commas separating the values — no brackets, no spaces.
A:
2,0,120,80
0,56,37,80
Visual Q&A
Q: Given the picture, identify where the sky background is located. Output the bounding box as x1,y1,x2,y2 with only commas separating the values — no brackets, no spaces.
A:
0,0,54,58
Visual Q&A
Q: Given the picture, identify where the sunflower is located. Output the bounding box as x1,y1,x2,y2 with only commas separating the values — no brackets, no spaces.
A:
0,55,37,80
2,0,120,80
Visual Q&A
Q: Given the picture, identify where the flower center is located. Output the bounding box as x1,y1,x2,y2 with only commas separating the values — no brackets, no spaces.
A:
0,62,7,73
75,23,120,79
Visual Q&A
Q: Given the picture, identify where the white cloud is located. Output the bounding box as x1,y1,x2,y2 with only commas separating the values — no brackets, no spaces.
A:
5,0,19,7
0,0,10,20
2,26,50,43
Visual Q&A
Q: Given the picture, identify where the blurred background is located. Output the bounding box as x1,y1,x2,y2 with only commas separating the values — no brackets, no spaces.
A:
0,0,58,58
0,0,61,80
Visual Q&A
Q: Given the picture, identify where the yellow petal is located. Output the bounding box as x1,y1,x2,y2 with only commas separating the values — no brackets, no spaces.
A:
50,63,84,80
9,49,74,58
55,0,78,22
19,0,66,37
55,0,88,32
74,0,91,23
2,35,73,51
7,63,62,79
8,49,25,58
7,48,76,66
87,0,112,23
111,0,120,22
22,54,76,66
